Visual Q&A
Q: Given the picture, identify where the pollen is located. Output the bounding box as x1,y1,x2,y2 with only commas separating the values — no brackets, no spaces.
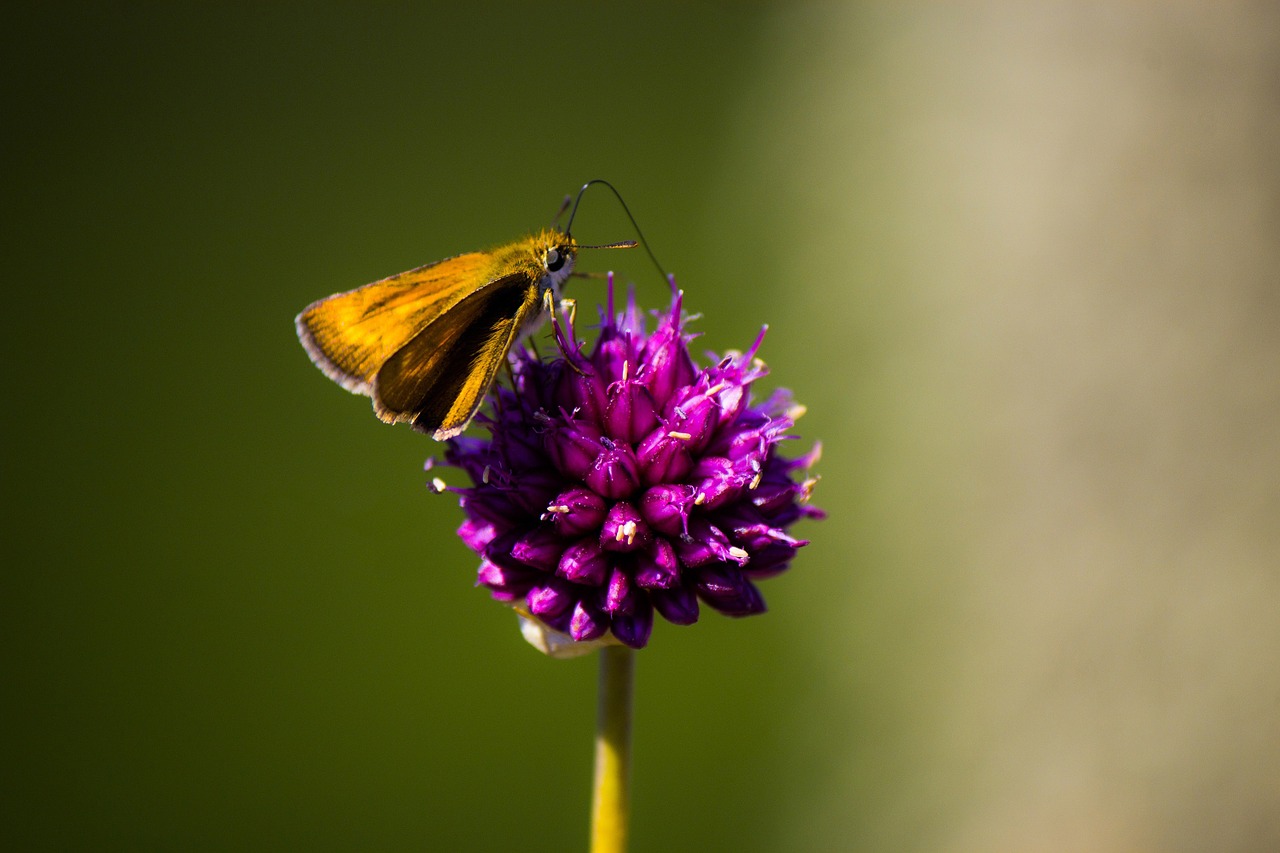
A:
799,476,820,503
616,520,638,545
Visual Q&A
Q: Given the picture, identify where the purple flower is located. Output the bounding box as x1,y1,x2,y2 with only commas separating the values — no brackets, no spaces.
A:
437,277,823,651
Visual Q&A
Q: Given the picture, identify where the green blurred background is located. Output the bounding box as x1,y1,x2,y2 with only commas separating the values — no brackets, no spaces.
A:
5,3,1278,851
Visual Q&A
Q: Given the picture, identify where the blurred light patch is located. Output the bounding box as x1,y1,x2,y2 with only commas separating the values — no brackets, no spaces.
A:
714,4,1280,851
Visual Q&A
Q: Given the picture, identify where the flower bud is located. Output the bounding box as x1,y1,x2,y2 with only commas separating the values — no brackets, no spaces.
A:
610,597,654,649
638,485,692,537
546,420,605,481
600,501,650,553
569,598,609,642
603,564,638,614
557,538,610,586
604,378,660,444
527,579,576,619
584,440,640,500
545,487,608,537
635,538,680,590
651,583,700,625
636,428,693,485
695,565,767,616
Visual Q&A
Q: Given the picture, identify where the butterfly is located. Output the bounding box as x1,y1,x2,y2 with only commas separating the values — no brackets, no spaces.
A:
296,219,636,439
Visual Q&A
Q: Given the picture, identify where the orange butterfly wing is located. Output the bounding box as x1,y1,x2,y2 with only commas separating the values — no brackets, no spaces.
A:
373,274,541,438
297,252,544,438
295,252,492,396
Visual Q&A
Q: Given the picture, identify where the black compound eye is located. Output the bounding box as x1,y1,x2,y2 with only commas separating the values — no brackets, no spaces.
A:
544,247,565,272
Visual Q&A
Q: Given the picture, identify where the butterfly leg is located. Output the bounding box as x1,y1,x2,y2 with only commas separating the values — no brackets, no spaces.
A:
558,297,577,327
540,288,578,327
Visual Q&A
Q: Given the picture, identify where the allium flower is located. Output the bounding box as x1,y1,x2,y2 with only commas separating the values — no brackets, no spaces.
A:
436,278,822,652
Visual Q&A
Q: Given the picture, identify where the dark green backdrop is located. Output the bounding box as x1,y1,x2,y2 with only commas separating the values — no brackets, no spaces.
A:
4,5,843,850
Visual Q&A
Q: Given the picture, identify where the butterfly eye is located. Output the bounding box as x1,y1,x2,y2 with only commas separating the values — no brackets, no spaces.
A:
544,247,566,272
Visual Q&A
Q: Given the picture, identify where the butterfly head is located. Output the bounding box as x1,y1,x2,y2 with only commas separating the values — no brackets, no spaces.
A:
539,229,577,280
510,228,577,300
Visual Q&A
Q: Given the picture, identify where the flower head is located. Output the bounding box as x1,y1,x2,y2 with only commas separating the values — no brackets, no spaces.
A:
437,278,822,653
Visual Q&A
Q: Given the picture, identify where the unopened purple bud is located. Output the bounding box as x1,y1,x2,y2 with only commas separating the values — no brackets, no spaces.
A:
604,378,660,444
639,485,692,537
695,565,767,616
569,599,609,642
545,487,607,537
592,336,632,385
639,320,696,403
690,455,751,510
476,560,539,600
475,560,506,588
651,583,700,625
509,526,564,572
726,520,783,552
636,428,694,485
610,598,654,649
749,460,803,514
555,367,608,428
740,543,798,579
600,501,650,553
666,387,719,451
536,607,573,637
526,579,576,619
634,538,680,590
750,482,797,516
483,527,527,571
557,538,610,586
546,420,605,481
710,378,748,429
585,440,640,500
674,518,733,568
707,426,782,477
603,564,638,614
457,519,496,553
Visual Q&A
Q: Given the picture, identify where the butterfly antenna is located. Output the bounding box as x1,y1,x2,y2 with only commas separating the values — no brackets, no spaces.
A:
551,194,572,226
566,179,669,282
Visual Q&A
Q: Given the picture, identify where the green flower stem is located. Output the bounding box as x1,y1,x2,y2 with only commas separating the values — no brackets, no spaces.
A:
590,644,635,853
